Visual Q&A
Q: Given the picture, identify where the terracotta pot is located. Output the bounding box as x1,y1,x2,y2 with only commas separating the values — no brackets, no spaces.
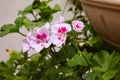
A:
80,0,120,48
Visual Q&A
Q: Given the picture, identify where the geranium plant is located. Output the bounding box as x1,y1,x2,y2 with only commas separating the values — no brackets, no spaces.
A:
0,0,120,80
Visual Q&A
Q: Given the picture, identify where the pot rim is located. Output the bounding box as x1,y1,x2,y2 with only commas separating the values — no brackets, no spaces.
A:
80,0,120,11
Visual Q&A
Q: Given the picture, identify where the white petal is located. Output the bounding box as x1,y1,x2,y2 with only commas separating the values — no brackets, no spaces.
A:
51,35,66,47
22,39,31,52
31,43,44,52
44,40,52,48
44,22,50,29
51,23,71,34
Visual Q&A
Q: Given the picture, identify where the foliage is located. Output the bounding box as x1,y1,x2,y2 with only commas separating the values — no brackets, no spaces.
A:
0,0,120,80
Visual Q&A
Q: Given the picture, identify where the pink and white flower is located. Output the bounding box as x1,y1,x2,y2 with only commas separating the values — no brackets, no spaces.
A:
22,16,85,53
22,38,32,53
51,23,71,47
22,23,51,53
72,20,85,32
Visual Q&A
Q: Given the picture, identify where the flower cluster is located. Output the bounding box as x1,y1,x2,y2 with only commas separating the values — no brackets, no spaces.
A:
22,16,84,53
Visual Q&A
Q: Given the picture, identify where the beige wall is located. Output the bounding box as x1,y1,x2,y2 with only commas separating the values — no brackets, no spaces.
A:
0,0,73,61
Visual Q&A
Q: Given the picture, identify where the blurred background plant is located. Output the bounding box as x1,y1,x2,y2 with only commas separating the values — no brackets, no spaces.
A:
0,0,120,80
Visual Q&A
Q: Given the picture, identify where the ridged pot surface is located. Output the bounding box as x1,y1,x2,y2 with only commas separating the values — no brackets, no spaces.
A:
90,0,120,5
80,0,120,48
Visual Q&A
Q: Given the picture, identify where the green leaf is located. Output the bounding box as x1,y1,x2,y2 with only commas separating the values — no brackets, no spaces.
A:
0,75,5,80
53,45,77,63
14,76,28,80
36,21,46,27
0,24,18,37
85,35,101,46
0,61,15,79
39,6,53,21
103,70,118,80
63,76,81,80
18,61,38,76
15,16,26,27
68,7,73,12
0,62,7,73
30,53,41,61
91,50,120,80
85,72,103,80
23,18,36,30
41,0,52,3
6,50,25,67
53,4,61,12
68,52,92,66
42,66,60,80
32,0,40,9
18,4,32,15
115,68,120,80
61,65,75,76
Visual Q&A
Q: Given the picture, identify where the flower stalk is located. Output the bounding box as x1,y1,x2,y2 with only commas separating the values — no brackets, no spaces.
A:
62,0,69,16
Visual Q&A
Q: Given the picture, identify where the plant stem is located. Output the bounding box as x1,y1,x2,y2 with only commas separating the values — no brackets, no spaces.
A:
81,52,91,80
24,52,28,60
29,75,33,80
32,12,38,21
62,0,69,16
74,42,91,77
81,52,90,70
18,32,26,37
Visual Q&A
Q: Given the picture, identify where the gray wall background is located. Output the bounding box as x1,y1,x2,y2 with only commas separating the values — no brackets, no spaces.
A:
0,0,73,61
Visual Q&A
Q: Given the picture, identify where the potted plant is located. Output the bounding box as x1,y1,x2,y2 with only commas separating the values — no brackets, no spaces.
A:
0,0,120,80
80,0,120,48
